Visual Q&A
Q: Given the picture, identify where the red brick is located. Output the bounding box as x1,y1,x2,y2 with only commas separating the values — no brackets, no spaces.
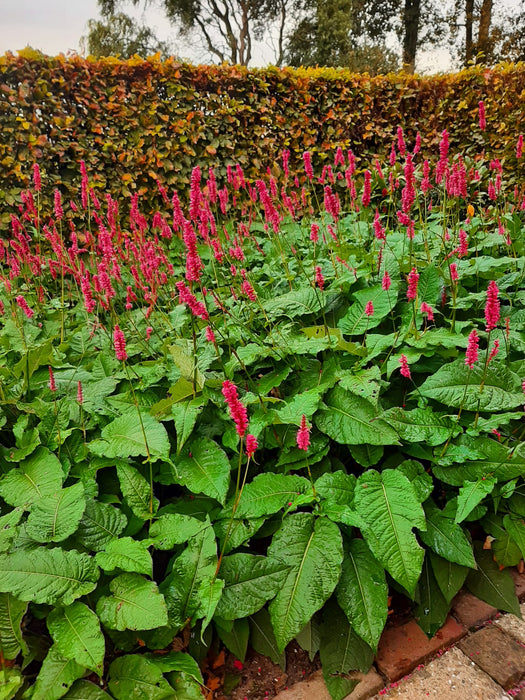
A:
451,590,498,628
375,616,466,682
458,626,525,690
510,568,525,601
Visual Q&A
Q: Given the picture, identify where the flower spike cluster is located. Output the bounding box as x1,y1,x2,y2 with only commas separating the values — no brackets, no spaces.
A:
222,380,249,438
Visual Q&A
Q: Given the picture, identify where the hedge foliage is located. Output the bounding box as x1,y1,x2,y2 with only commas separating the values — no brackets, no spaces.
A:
1,51,525,220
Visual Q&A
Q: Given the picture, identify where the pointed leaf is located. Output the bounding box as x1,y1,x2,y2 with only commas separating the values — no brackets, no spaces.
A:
236,473,312,518
25,482,86,543
0,548,99,605
466,544,521,616
117,462,158,519
354,469,425,596
75,500,127,552
171,398,204,455
62,680,113,699
215,617,249,662
295,618,320,662
97,574,168,631
381,407,460,446
0,447,63,509
0,593,27,659
414,556,450,638
48,602,105,675
455,477,496,524
108,655,174,700
268,513,343,651
504,515,525,559
420,503,476,568
90,412,170,460
248,608,285,669
315,387,399,446
428,552,469,604
166,437,230,504
336,539,388,651
33,644,86,700
96,538,153,577
215,553,289,620
149,513,205,550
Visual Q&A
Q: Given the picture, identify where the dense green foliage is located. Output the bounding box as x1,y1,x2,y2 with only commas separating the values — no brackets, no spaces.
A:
1,115,525,699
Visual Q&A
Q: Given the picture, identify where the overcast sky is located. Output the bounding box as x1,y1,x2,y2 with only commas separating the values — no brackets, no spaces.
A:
0,0,521,71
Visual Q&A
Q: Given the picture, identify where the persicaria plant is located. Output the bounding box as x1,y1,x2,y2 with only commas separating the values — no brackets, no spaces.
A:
0,117,525,700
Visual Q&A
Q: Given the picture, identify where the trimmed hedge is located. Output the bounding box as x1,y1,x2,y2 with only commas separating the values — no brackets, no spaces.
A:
1,51,524,220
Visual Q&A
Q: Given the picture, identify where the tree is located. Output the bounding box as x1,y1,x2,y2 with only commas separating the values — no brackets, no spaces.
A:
81,12,174,58
97,0,294,66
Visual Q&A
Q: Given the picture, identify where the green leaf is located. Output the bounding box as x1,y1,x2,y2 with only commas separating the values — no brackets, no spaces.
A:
248,608,285,669
166,437,231,505
171,398,204,455
455,477,496,524
504,515,525,559
47,602,105,675
466,544,521,616
108,655,174,700
215,617,249,662
338,366,382,406
96,538,153,577
417,264,442,306
354,469,425,597
0,447,63,509
482,514,522,568
90,412,170,460
295,618,320,662
169,343,205,389
315,471,356,506
33,644,86,700
0,508,23,553
268,513,343,651
62,680,113,699
338,283,397,335
319,601,373,700
149,514,205,550
161,524,217,630
381,407,460,446
0,593,27,659
420,503,476,568
315,387,399,446
414,555,450,638
0,667,23,700
429,552,469,605
25,482,86,543
433,437,525,485
419,360,524,411
397,460,433,503
215,553,289,620
236,473,312,518
264,287,327,319
97,574,168,631
0,548,99,605
117,462,158,520
336,539,388,651
75,500,127,552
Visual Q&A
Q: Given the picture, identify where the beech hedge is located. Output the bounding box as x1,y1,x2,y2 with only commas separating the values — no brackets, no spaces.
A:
1,50,524,220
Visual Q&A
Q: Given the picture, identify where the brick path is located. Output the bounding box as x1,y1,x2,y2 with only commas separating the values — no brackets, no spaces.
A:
274,570,525,700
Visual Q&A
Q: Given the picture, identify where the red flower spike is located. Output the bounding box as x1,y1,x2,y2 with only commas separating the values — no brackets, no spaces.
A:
296,415,310,451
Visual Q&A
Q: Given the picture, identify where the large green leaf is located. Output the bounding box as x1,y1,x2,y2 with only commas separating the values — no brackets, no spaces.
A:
215,617,250,661
235,473,312,518
0,593,27,659
319,601,374,700
268,513,343,651
0,447,63,509
215,553,289,619
381,407,460,446
116,462,158,520
96,537,153,577
315,471,356,506
414,555,450,638
161,524,217,630
171,398,204,455
354,469,425,597
336,539,388,651
90,412,170,460
420,360,524,411
47,602,105,675
167,437,231,504
429,552,469,605
466,545,521,616
97,574,168,631
25,482,86,543
420,502,476,568
264,287,327,319
0,548,99,605
108,655,174,700
0,667,23,700
62,680,113,699
455,477,496,524
482,514,523,568
504,515,525,559
315,386,399,446
33,644,86,700
433,437,525,485
248,608,285,669
149,514,205,550
0,508,23,553
338,283,398,335
75,500,128,552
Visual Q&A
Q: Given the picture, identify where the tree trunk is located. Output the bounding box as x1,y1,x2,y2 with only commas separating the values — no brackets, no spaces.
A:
477,0,493,59
402,0,421,73
465,0,474,65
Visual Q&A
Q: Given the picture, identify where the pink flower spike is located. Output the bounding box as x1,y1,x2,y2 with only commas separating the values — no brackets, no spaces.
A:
399,354,411,379
205,326,216,344
488,338,500,363
450,262,459,282
465,329,479,369
33,163,41,191
420,302,434,321
314,266,325,290
222,380,249,438
15,295,34,319
485,280,500,331
48,366,57,392
406,267,419,301
382,271,391,291
365,301,374,317
296,415,311,451
245,434,258,458
113,325,128,361
478,100,486,131
517,134,524,159
77,381,83,404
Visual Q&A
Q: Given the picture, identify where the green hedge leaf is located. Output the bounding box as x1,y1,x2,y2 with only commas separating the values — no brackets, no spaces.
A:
235,473,312,518
420,503,476,568
33,644,86,700
47,602,105,675
96,537,153,577
90,412,170,460
466,544,521,616
25,482,86,543
0,593,27,660
0,447,63,509
97,574,168,631
108,654,174,700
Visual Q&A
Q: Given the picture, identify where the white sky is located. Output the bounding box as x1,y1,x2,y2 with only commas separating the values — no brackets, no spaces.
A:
0,0,521,71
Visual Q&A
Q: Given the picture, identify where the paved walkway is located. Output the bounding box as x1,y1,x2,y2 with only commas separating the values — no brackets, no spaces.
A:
274,570,525,700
